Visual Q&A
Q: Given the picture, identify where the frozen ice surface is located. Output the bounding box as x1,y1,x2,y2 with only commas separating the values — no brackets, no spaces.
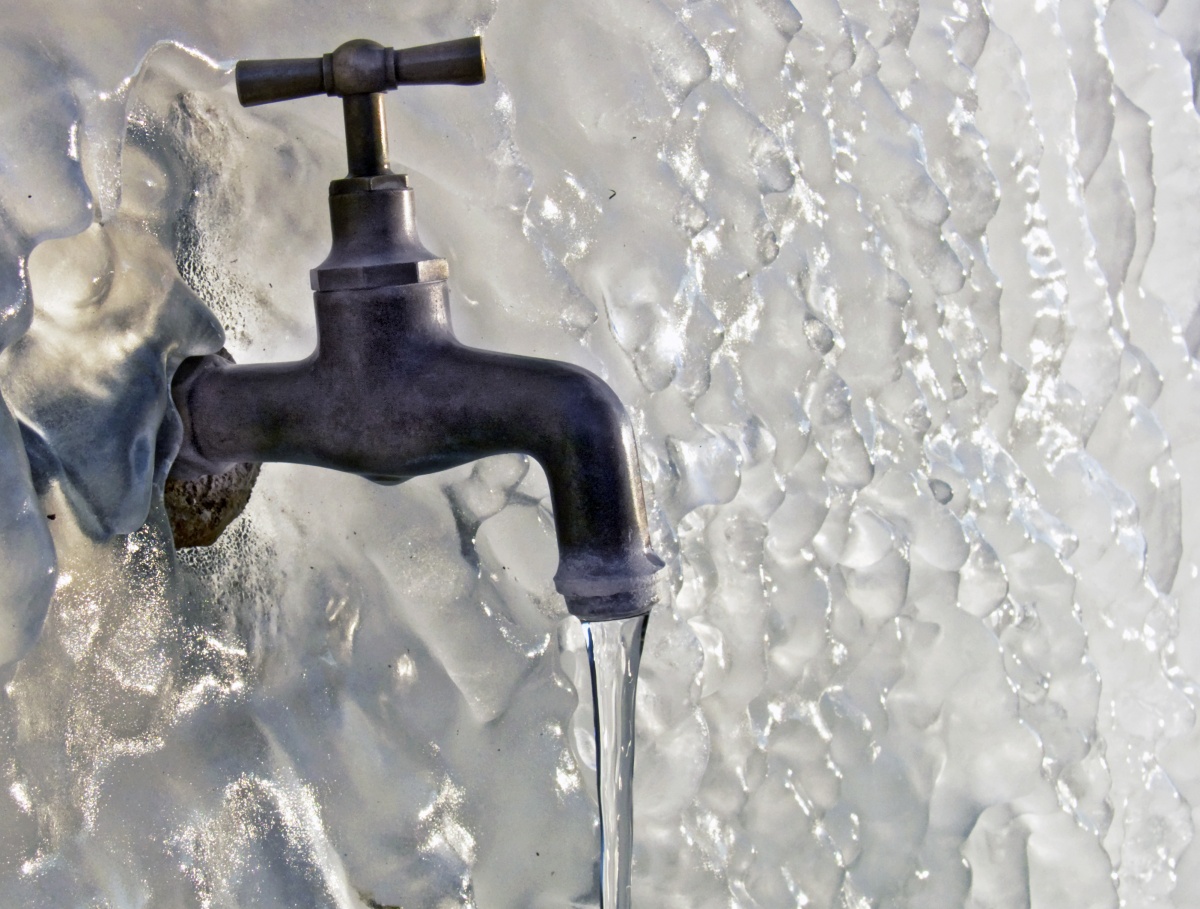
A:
1,0,1200,906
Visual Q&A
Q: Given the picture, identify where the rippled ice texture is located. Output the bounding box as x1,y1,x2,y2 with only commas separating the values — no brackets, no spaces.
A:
1,0,1200,906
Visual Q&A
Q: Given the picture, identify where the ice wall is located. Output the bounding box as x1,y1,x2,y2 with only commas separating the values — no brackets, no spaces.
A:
1,0,1200,906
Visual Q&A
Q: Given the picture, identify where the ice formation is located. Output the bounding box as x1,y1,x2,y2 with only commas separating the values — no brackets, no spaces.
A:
1,0,1200,906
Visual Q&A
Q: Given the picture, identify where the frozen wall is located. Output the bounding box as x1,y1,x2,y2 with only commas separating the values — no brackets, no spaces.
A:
1,0,1200,906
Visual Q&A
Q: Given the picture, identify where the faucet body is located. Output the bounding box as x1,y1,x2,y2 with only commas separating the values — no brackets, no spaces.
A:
172,173,664,620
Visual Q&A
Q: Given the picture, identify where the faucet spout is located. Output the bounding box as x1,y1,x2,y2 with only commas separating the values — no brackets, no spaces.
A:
171,277,665,620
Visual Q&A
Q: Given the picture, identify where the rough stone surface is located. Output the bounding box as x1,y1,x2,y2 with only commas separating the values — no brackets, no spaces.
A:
164,459,261,548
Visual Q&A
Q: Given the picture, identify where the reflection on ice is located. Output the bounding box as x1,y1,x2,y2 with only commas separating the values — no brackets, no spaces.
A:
0,1,1199,908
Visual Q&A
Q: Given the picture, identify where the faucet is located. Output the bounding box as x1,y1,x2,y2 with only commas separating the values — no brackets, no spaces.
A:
169,37,666,622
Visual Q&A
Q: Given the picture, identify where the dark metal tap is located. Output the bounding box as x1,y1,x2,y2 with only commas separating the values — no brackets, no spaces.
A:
169,37,665,621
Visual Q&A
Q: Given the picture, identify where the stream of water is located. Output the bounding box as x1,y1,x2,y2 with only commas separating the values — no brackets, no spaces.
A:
583,613,649,909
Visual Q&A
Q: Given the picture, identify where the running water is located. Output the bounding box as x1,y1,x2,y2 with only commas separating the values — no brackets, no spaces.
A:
583,614,649,909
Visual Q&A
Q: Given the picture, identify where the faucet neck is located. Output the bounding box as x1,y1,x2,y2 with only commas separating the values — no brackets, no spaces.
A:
313,282,455,365
310,176,447,292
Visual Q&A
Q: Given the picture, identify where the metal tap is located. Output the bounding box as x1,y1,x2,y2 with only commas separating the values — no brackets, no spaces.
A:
169,37,665,621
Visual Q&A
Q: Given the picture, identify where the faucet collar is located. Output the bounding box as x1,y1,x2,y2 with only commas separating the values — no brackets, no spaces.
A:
311,176,447,292
329,173,409,194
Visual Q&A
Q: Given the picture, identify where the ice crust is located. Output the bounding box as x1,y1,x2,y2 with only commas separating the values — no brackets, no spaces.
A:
1,0,1200,906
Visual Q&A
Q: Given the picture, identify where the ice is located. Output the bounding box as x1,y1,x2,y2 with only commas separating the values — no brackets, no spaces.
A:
1,0,1200,906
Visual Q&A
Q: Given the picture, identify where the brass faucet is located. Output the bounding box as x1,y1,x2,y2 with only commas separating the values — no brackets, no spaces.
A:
170,37,665,621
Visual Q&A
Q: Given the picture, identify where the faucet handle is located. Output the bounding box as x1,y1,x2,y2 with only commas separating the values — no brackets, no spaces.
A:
234,37,486,178
235,37,486,107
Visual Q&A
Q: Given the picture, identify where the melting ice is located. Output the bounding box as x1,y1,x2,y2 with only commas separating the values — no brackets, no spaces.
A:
2,0,1200,907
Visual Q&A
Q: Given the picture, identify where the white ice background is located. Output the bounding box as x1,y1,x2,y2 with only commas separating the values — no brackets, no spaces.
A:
1,0,1199,907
